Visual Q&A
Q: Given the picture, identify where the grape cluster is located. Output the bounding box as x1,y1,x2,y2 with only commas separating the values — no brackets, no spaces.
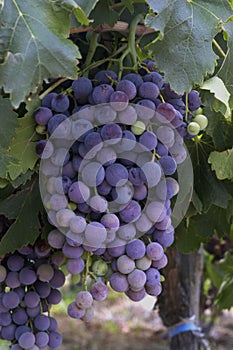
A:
0,61,207,348
205,236,232,261
0,238,64,349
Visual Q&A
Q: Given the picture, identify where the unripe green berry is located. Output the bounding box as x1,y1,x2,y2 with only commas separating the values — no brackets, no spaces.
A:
193,114,208,130
187,121,200,135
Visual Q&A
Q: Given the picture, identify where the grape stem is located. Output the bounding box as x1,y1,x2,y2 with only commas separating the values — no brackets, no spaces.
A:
83,252,91,291
83,32,99,76
212,38,226,59
39,77,68,100
118,14,144,79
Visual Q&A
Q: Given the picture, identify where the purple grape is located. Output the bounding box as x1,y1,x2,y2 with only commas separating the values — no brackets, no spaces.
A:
34,107,53,125
66,257,85,274
90,281,108,301
47,114,67,135
126,239,146,259
1,323,16,341
146,283,162,296
133,184,147,201
81,162,105,187
118,105,137,125
146,242,164,261
139,131,157,151
35,331,49,348
48,331,63,349
116,79,137,100
75,291,93,309
127,269,146,290
34,281,51,298
34,315,50,331
126,288,146,301
110,272,129,292
36,139,54,159
119,200,141,223
2,291,20,309
24,291,40,308
128,167,143,186
18,332,35,349
47,289,62,305
144,71,163,89
146,267,161,287
50,269,66,289
5,271,20,288
48,229,65,249
15,325,31,340
105,163,128,187
122,73,143,90
0,311,12,326
12,308,28,325
110,91,129,111
184,90,201,111
159,155,177,175
26,305,41,318
108,244,126,258
51,94,69,112
140,162,161,187
117,255,135,274
41,92,57,108
92,84,114,104
68,301,86,318
101,123,122,144
72,77,93,104
152,254,168,269
138,82,160,102
97,180,112,196
94,70,117,85
68,181,90,203
84,222,107,247
37,264,54,282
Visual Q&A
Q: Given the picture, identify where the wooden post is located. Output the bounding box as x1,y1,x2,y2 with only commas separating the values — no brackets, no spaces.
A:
158,246,204,350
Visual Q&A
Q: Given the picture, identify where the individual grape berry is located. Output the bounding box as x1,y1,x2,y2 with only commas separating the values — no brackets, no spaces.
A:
72,77,93,104
116,79,137,100
34,107,53,125
187,121,200,135
193,114,208,130
92,84,114,104
51,94,70,112
90,281,108,301
110,272,129,292
94,70,117,85
138,82,160,102
110,91,129,111
126,239,146,260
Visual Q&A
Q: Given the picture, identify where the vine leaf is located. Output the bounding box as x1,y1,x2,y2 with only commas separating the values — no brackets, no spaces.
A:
0,177,44,255
200,77,231,118
208,148,233,180
90,0,119,28
6,114,39,181
0,146,17,179
0,0,80,107
74,0,101,20
0,96,19,149
145,0,233,93
218,21,233,109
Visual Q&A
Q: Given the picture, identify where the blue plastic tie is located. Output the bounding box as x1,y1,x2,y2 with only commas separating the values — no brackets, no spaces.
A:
168,322,200,338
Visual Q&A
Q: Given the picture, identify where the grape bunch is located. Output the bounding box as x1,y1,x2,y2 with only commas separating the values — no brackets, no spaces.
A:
0,60,207,348
0,237,64,349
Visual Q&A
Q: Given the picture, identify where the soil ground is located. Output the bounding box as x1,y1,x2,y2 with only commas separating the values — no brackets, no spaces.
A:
55,292,233,350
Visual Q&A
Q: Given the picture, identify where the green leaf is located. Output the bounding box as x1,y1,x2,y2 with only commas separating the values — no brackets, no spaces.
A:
176,220,203,253
90,0,119,28
74,0,100,23
204,107,233,151
122,0,134,13
0,96,19,149
0,146,17,179
208,148,233,180
145,0,233,94
219,252,233,274
205,254,223,289
200,77,231,118
0,0,80,107
219,21,233,110
6,114,39,180
215,276,233,309
10,169,35,189
0,177,44,255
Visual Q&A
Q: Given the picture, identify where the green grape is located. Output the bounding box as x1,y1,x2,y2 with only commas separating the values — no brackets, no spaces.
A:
187,121,200,135
193,114,208,130
131,121,146,135
194,107,203,115
92,260,108,277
